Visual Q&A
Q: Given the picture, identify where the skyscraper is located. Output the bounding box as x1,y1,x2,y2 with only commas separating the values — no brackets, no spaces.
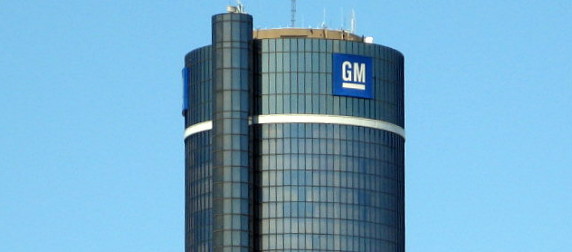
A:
183,6,404,251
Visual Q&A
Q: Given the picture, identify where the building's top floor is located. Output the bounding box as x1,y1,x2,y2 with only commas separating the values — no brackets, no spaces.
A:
253,28,370,43
226,4,373,43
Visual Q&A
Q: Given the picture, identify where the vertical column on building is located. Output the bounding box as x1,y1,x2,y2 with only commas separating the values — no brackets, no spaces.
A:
211,12,253,251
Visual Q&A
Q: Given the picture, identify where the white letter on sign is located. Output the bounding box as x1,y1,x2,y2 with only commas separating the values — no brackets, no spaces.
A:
342,61,352,81
353,63,366,83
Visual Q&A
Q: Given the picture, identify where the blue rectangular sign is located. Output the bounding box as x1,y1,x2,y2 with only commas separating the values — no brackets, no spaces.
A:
332,53,373,99
182,67,189,112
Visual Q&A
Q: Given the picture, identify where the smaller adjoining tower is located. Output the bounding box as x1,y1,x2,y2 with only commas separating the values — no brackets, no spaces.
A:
211,11,254,251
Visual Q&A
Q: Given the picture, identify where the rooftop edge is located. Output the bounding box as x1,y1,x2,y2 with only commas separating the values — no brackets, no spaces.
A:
253,28,372,43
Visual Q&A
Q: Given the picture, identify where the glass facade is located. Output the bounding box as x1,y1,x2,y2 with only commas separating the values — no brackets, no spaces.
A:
253,38,404,127
184,46,213,251
184,11,404,252
185,131,213,251
211,13,254,252
254,124,403,251
252,38,404,251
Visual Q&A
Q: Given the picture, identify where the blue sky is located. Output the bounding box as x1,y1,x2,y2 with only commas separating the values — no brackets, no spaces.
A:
1,1,571,251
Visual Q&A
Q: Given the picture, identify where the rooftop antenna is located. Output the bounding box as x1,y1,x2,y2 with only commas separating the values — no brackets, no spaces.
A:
350,9,356,33
321,8,327,28
228,0,245,13
237,0,244,13
291,0,296,27
340,8,345,30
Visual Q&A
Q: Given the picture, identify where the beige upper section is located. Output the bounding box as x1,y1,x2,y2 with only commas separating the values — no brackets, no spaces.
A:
253,28,365,42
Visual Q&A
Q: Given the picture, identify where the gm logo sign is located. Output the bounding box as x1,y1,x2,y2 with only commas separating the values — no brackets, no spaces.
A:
333,53,373,99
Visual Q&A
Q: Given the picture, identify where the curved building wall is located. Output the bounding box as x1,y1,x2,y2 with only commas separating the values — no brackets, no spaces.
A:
253,38,404,251
185,46,213,126
184,46,214,252
211,12,254,252
253,38,404,127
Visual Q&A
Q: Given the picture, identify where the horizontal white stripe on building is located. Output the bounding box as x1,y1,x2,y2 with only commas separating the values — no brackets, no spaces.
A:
183,121,212,138
184,114,405,139
342,83,366,90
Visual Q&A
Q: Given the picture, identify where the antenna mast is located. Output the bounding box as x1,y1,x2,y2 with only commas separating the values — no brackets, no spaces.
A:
321,8,327,29
237,0,244,13
350,9,356,33
291,0,296,27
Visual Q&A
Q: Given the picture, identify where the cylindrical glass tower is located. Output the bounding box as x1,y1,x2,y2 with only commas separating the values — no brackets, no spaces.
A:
184,9,404,252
